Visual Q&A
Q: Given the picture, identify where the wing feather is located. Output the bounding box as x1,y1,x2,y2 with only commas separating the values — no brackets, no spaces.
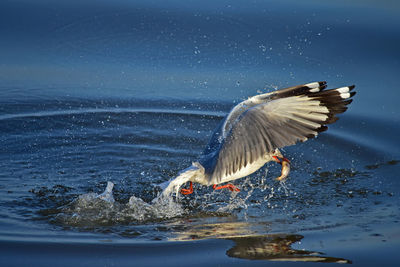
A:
205,83,356,183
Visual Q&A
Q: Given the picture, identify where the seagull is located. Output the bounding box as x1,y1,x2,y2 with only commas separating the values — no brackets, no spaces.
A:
161,81,355,196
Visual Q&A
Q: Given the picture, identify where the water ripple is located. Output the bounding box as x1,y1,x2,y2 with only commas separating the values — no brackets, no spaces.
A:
0,107,225,121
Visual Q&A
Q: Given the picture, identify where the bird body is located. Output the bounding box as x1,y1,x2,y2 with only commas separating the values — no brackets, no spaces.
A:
161,81,355,196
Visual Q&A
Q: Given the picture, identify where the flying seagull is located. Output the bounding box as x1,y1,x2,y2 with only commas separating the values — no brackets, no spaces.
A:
161,81,355,196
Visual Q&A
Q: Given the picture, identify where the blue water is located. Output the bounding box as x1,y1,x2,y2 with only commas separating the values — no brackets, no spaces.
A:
1,0,399,266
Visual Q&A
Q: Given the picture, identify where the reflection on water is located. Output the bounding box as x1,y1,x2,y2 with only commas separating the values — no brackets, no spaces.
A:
170,221,351,263
226,234,350,263
170,221,264,241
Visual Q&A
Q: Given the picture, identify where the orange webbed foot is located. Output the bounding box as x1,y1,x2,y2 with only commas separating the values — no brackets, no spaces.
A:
212,183,240,192
180,181,193,195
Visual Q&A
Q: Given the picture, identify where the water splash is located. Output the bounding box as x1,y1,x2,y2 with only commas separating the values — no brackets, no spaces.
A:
97,181,115,203
52,162,205,228
54,181,186,227
48,162,385,233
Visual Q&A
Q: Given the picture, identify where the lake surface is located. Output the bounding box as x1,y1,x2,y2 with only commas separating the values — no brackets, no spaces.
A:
0,0,399,266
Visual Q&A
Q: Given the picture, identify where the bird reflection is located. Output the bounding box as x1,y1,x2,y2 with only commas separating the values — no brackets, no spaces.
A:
170,221,351,263
226,234,351,263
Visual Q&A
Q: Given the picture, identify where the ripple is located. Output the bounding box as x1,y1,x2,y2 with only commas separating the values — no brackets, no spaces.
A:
0,107,225,121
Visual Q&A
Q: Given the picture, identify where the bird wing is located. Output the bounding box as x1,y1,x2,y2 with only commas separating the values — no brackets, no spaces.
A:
220,82,329,139
211,82,355,183
203,82,328,155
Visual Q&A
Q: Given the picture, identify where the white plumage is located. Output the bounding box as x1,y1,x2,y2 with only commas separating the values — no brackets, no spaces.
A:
162,81,356,196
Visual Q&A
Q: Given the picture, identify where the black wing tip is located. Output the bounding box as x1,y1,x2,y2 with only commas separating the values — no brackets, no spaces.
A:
343,99,353,105
319,82,328,90
317,125,328,133
325,115,339,124
304,125,328,140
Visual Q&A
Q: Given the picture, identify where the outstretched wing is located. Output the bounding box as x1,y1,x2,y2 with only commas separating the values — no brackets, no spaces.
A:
221,82,328,140
210,82,355,183
202,82,328,155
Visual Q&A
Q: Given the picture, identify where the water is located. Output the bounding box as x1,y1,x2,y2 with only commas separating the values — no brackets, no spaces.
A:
1,0,399,266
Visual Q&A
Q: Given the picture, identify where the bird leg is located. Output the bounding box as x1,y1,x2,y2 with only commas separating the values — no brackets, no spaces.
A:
212,184,240,192
180,181,193,195
272,156,291,181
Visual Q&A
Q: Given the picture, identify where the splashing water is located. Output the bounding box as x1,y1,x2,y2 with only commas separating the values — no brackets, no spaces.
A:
54,170,279,228
50,159,387,234
97,182,115,203
55,181,187,227
56,162,211,227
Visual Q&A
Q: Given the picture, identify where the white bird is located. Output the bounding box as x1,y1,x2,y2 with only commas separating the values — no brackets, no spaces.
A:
162,81,356,196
